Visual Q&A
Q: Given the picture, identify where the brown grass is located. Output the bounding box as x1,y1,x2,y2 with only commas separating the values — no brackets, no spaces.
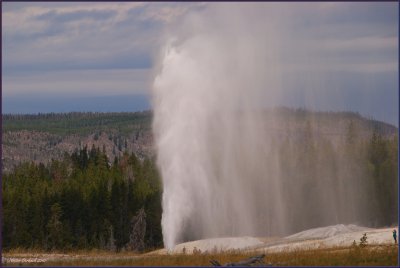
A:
2,244,398,266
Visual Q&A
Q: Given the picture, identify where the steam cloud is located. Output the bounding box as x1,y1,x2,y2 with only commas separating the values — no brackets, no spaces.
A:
152,4,370,249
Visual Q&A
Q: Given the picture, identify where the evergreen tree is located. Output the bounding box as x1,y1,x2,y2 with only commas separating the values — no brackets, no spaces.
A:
47,203,64,249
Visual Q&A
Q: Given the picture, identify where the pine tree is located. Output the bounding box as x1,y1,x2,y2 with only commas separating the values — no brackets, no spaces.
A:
47,203,63,249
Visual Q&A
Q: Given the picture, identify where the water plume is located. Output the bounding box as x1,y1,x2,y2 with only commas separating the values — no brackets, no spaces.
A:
152,3,373,249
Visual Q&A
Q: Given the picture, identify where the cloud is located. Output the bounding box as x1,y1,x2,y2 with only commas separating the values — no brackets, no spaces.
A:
35,9,117,23
2,2,202,74
3,69,151,97
2,1,398,124
273,3,398,75
281,35,398,74
153,2,398,126
4,2,396,77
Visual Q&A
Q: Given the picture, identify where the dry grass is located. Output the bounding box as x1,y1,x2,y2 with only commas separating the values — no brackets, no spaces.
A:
2,244,398,266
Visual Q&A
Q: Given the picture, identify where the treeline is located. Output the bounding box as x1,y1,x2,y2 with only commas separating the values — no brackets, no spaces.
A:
2,111,152,121
2,111,152,136
271,107,397,136
2,147,162,251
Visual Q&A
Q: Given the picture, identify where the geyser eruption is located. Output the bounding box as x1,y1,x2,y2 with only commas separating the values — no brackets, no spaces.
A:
152,4,373,249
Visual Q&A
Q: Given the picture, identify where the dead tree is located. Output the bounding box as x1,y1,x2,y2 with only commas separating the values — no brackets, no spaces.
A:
127,207,146,252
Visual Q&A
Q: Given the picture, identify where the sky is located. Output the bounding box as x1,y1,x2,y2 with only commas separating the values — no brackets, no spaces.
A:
2,2,399,126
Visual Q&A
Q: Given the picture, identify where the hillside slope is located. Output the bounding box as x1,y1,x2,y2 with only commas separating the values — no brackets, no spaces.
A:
2,111,153,172
2,109,397,173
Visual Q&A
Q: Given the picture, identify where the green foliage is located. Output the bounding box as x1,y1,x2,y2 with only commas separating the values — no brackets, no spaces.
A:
47,203,64,250
2,149,163,251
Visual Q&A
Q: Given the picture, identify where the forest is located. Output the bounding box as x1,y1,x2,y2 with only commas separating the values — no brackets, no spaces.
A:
1,114,398,252
2,146,163,251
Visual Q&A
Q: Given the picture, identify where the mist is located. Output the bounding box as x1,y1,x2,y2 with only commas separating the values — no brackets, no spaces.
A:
151,3,397,249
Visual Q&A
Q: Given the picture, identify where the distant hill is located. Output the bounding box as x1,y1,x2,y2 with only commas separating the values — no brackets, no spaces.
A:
2,111,153,173
262,108,397,143
2,109,397,173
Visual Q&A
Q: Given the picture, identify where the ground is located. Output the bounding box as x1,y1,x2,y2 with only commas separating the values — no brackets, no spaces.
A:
2,224,398,266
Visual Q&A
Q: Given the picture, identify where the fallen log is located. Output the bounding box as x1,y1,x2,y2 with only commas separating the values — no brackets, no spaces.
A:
210,254,271,266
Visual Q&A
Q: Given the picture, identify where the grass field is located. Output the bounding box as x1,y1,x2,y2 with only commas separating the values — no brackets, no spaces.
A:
2,244,398,266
